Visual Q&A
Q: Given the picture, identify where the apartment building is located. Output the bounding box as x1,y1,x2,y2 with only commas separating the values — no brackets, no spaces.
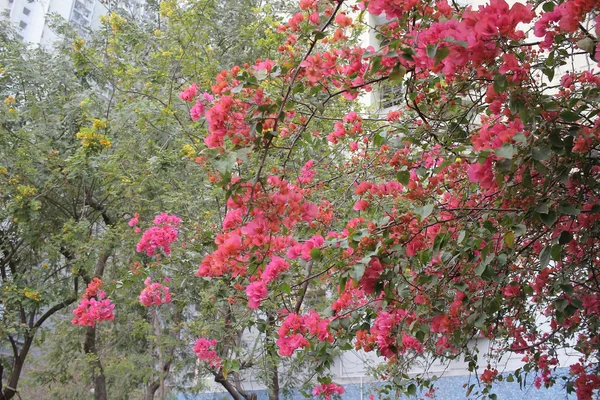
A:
0,0,107,46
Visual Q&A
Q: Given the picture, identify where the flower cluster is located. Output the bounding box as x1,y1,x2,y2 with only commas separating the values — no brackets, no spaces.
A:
277,311,332,356
72,278,115,327
193,338,221,368
136,213,181,256
139,277,172,307
312,382,344,400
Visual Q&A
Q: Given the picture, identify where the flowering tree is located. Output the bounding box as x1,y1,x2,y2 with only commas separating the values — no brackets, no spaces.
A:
3,0,600,399
170,0,600,398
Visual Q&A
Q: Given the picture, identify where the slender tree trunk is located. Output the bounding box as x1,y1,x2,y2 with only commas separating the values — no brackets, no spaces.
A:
82,250,111,400
84,325,107,400
0,335,32,400
267,313,280,400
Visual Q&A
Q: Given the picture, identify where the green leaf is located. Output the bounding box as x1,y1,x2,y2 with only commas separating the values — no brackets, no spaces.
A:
416,204,434,221
555,298,568,312
532,146,552,161
536,203,549,214
504,231,515,248
558,231,573,245
494,74,508,93
540,246,552,268
407,384,417,396
542,2,555,12
310,248,323,261
313,30,327,40
540,210,557,227
389,64,407,82
475,262,494,281
253,68,268,81
513,224,526,236
495,144,515,159
559,110,580,122
351,264,366,281
396,170,410,185
551,244,562,261
279,282,291,295
426,44,437,59
557,204,580,216
434,46,450,63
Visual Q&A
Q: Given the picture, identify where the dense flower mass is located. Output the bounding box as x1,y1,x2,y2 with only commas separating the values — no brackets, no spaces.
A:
139,277,172,307
312,382,344,400
177,0,600,398
136,213,182,256
72,279,115,327
193,338,221,368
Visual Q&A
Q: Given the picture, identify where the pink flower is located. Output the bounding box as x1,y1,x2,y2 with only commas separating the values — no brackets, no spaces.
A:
313,382,344,400
136,213,181,257
502,283,520,298
190,100,205,121
246,280,268,309
179,83,198,102
353,199,369,211
261,256,290,283
401,334,424,353
193,338,221,368
297,160,316,185
72,279,114,327
128,213,139,227
72,298,115,327
139,277,172,307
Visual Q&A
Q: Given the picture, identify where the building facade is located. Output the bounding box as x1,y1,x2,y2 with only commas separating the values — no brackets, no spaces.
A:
0,0,107,46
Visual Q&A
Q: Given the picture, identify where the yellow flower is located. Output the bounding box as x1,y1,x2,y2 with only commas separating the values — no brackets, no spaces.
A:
182,144,195,159
73,38,85,51
3,95,16,105
24,289,41,301
92,119,107,129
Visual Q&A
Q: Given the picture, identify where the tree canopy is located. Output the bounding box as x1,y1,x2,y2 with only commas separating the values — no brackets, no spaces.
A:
2,0,600,399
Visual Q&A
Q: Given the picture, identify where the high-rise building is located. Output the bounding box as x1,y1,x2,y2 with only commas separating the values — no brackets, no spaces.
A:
0,0,108,46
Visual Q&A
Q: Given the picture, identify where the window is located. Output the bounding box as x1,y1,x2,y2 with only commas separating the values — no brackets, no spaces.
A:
19,20,27,29
23,7,30,16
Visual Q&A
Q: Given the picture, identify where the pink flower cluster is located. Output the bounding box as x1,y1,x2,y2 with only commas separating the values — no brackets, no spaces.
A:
193,338,221,368
409,0,534,77
297,160,316,185
246,280,268,309
312,382,344,400
369,309,422,358
286,235,324,260
136,213,181,257
72,278,115,327
277,311,333,356
534,1,599,49
139,277,172,307
261,256,291,283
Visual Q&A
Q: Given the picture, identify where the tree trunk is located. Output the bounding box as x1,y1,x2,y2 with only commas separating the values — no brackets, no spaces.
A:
84,325,107,400
145,381,161,400
82,250,111,400
0,335,32,400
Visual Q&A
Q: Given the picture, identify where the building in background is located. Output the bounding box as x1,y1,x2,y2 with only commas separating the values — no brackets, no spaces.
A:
0,0,107,46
